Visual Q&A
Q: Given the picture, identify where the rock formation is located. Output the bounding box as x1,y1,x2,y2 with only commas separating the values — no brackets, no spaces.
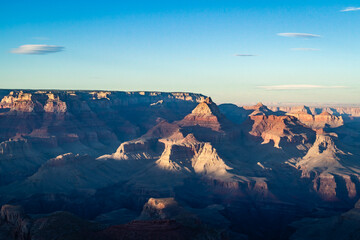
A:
179,97,228,131
140,198,183,220
292,131,360,201
243,102,275,116
101,98,236,183
286,111,344,129
0,89,359,239
246,114,315,149
270,105,360,119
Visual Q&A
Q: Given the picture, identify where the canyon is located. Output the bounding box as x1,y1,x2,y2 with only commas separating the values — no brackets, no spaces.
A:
0,89,359,240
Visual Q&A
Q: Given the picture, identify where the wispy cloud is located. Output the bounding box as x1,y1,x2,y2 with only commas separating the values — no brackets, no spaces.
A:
291,48,320,51
341,7,360,12
277,33,321,38
258,85,346,90
234,54,257,57
11,44,64,55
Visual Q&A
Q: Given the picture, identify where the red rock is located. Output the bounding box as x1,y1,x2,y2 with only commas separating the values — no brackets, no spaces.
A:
247,114,314,148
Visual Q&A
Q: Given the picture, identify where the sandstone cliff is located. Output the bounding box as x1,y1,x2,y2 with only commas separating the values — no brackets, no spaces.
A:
246,114,315,149
270,105,360,121
293,132,360,201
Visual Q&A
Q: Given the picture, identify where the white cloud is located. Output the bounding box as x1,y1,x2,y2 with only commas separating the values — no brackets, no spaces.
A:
341,7,360,12
11,44,64,54
258,85,346,90
291,48,320,51
235,54,257,57
277,33,321,38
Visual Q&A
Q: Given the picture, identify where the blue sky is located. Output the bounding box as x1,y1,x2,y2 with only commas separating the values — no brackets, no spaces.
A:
1,0,360,104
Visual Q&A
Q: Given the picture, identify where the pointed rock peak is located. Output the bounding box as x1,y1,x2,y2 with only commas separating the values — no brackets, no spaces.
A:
255,102,264,108
179,96,233,132
191,96,221,116
320,111,332,116
204,97,214,104
166,129,185,141
181,133,198,144
291,105,311,114
244,102,272,115
315,128,325,135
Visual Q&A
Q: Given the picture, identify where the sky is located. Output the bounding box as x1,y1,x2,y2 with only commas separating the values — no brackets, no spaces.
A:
1,0,360,105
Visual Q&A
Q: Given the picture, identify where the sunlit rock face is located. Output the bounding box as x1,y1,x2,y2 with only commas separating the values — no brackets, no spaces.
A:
101,98,236,184
285,111,344,129
294,132,360,202
140,198,181,220
179,97,232,132
246,114,315,149
155,137,233,180
269,105,360,125
0,91,34,112
43,94,67,114
270,105,360,117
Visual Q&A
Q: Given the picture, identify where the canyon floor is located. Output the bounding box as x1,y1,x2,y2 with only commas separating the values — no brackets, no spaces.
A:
0,90,360,240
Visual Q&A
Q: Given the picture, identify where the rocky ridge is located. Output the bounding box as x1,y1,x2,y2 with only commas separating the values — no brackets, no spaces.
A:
270,105,360,121
246,114,315,148
0,89,206,186
101,98,236,182
0,90,359,239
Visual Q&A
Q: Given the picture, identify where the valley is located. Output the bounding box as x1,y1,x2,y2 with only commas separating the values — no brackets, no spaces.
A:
0,89,359,240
